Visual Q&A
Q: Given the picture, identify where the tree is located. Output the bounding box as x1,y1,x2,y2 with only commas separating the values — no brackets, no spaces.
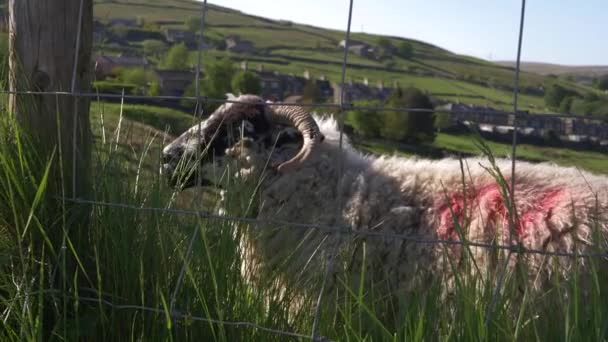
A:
9,0,93,200
397,41,414,59
301,79,323,103
118,67,159,94
434,112,452,132
147,82,161,96
346,100,383,138
559,96,574,114
382,86,435,143
377,37,392,50
377,37,393,57
183,58,235,113
231,70,261,95
185,16,201,33
544,84,578,109
596,75,608,91
142,39,167,58
162,43,190,70
110,24,129,39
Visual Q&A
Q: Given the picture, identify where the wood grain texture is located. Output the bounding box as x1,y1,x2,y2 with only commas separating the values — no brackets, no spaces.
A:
9,0,94,198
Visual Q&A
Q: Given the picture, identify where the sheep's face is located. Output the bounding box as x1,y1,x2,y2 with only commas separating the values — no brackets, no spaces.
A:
161,97,304,189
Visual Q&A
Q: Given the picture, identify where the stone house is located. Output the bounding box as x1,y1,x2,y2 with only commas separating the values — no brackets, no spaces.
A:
94,55,150,79
155,70,197,96
257,70,284,100
338,39,376,59
332,81,377,103
109,18,139,27
163,29,197,48
225,35,255,54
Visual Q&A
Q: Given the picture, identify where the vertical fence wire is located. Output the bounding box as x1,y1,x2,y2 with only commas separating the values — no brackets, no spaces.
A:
169,0,208,315
485,0,527,327
310,0,355,340
71,0,85,199
53,0,86,295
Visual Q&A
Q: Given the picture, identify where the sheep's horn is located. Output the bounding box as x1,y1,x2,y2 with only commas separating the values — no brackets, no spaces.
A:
268,105,324,173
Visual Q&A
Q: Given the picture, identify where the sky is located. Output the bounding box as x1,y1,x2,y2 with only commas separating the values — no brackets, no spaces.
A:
202,0,606,66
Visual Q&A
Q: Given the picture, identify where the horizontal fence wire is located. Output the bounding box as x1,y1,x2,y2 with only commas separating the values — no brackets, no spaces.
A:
3,89,606,121
59,197,608,259
75,295,311,339
8,288,311,339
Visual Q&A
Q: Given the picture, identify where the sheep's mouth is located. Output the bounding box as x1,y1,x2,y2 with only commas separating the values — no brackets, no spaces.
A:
162,163,212,189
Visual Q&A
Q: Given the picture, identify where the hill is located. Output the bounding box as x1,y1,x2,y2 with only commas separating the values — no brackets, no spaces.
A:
92,0,601,113
496,61,608,76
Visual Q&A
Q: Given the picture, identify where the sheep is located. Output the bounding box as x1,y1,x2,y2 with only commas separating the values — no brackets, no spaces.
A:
161,94,608,303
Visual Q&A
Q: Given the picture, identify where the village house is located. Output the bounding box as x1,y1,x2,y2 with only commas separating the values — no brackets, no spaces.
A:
240,63,309,101
283,73,307,97
93,20,106,44
439,102,608,145
163,28,197,48
332,80,382,103
257,69,284,100
338,39,376,59
225,35,255,54
108,18,139,27
94,55,150,79
154,70,197,97
316,76,334,100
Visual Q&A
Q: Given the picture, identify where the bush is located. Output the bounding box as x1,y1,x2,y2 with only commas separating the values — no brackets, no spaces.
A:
92,81,138,95
301,79,324,103
397,41,414,59
434,112,452,132
161,43,190,71
382,86,435,143
118,67,159,88
346,100,383,138
544,84,578,109
231,71,261,95
124,28,163,42
381,110,410,141
142,39,167,58
182,58,235,112
570,97,608,117
147,82,161,96
595,75,608,91
559,96,574,113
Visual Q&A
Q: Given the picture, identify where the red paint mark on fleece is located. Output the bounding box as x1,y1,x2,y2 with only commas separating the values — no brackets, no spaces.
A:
435,184,564,241
517,188,563,234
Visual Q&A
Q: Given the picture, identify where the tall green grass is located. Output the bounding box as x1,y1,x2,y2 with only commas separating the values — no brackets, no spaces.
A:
1,99,608,341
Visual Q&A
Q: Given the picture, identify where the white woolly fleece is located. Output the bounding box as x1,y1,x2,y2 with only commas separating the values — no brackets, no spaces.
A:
241,114,608,297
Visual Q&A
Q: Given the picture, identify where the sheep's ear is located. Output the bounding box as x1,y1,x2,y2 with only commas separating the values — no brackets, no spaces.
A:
274,127,303,148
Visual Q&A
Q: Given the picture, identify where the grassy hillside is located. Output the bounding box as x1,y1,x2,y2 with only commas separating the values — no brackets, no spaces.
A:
92,0,601,113
497,61,608,76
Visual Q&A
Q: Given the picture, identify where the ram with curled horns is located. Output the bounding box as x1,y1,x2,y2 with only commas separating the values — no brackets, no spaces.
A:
162,94,608,307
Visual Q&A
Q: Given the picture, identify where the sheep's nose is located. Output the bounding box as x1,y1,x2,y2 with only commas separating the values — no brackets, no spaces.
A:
162,145,184,163
162,152,173,165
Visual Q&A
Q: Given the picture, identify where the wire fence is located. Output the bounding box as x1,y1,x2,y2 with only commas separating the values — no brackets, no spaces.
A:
5,0,608,340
